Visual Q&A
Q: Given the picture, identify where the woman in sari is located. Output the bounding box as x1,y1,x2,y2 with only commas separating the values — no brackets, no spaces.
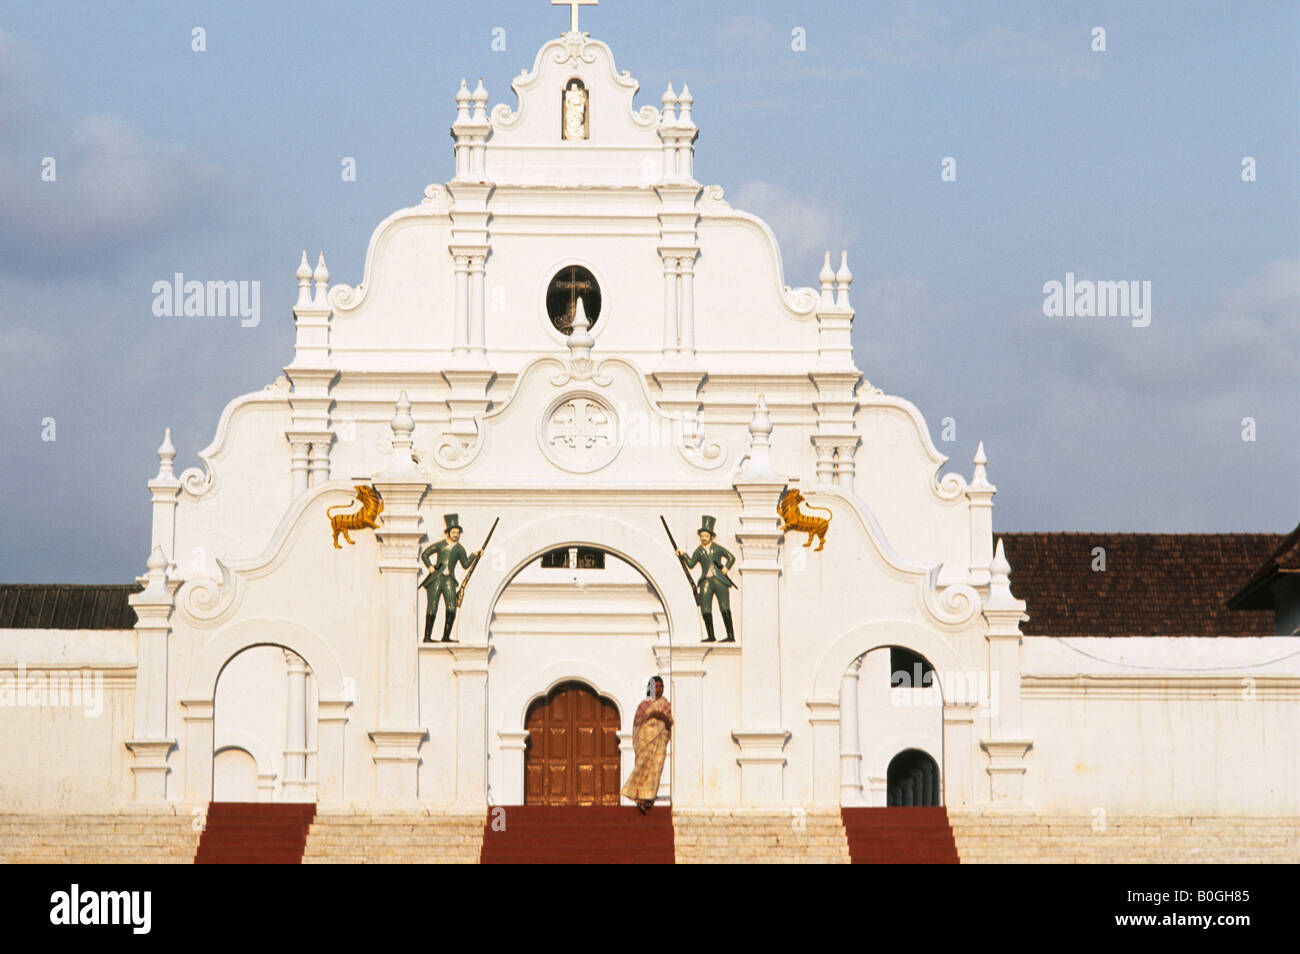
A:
621,676,672,813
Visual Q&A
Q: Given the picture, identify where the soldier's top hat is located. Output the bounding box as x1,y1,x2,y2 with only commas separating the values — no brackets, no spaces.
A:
698,515,717,537
443,513,462,533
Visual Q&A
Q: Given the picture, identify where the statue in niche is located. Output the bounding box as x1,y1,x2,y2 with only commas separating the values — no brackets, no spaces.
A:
562,79,588,140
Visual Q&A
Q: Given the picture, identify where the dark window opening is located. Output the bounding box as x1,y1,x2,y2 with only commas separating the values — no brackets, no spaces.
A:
887,749,940,807
541,547,606,569
546,265,601,335
889,646,935,688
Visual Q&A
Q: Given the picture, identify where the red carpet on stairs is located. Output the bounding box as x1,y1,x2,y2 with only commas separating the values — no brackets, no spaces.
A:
481,805,675,864
841,807,961,864
194,802,317,864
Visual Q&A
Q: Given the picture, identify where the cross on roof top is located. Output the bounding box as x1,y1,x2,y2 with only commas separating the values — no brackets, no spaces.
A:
552,0,597,34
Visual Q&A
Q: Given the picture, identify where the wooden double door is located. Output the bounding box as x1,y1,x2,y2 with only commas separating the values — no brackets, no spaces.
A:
524,681,622,805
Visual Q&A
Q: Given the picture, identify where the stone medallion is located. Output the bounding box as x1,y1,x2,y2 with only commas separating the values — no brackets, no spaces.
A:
538,392,622,473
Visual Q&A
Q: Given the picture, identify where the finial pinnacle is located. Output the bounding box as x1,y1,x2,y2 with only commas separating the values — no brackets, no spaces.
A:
970,441,994,490
155,427,177,482
567,297,594,358
990,538,1010,578
819,250,835,284
835,249,853,309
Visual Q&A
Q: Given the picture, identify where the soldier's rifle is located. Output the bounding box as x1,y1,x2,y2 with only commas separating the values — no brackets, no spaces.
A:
456,517,500,605
660,515,699,601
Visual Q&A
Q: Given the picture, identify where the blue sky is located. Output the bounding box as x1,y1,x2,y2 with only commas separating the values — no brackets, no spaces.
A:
1,1,1296,581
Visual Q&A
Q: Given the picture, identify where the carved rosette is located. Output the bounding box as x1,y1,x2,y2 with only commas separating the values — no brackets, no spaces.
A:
537,392,622,473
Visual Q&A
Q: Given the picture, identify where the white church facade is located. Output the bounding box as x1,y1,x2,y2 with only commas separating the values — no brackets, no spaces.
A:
2,13,1297,863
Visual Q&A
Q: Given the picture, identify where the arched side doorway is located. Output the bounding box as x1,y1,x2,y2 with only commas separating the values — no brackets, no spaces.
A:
211,646,317,802
524,681,621,805
810,621,978,809
840,646,944,806
887,748,940,806
180,618,350,805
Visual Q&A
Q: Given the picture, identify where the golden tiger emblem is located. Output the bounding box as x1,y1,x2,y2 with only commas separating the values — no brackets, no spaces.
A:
777,489,831,552
328,484,383,548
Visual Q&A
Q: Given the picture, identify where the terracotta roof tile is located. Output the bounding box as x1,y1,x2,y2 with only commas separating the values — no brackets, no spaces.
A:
1227,522,1300,609
1000,533,1284,637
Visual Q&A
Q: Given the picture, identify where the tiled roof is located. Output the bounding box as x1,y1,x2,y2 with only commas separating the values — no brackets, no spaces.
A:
1000,533,1285,637
1227,523,1300,610
0,584,142,630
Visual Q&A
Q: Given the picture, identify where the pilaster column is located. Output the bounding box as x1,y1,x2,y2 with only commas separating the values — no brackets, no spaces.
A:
661,254,678,356
806,699,840,807
812,441,836,485
447,172,492,364
316,698,350,804
282,650,310,799
497,730,529,805
126,547,177,803
677,255,696,357
452,254,470,356
980,539,1032,809
287,436,311,498
179,697,214,805
368,392,430,805
943,703,976,807
839,660,864,804
834,441,858,491
308,436,332,487
469,254,486,355
811,364,862,490
655,644,709,807
731,396,791,805
451,645,490,807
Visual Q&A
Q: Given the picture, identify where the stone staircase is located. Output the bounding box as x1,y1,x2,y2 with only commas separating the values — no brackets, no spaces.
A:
673,810,850,863
481,805,674,864
842,807,960,863
949,813,1300,863
195,802,316,864
0,813,199,863
303,810,486,863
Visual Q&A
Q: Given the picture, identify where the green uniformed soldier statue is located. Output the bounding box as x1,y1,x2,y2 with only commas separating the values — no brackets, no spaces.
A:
419,513,482,643
676,514,737,643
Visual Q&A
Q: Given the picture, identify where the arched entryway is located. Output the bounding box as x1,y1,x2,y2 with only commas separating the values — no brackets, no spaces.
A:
212,645,317,802
810,621,980,809
524,681,621,805
838,645,945,806
179,618,351,805
887,748,940,806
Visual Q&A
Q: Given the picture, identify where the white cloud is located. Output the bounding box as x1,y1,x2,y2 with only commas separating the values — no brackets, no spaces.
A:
0,31,221,276
730,179,858,268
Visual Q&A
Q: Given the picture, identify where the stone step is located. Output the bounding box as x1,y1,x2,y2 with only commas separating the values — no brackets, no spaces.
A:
304,814,488,863
673,813,850,863
947,814,1300,863
0,815,199,864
